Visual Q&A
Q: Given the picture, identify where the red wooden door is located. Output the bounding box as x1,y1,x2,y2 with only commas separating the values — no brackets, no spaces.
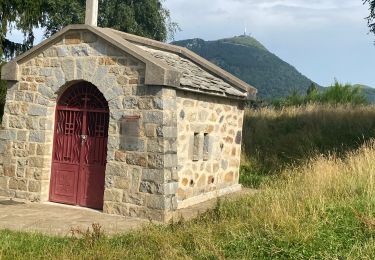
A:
49,83,109,210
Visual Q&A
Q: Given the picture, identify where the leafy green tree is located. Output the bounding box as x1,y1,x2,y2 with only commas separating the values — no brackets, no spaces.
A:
2,0,178,59
364,0,375,37
1,0,46,59
1,0,48,120
320,81,367,105
42,0,179,41
306,83,318,96
272,81,368,108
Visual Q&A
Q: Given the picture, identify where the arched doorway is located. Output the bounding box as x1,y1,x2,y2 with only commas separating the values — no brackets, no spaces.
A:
49,82,109,210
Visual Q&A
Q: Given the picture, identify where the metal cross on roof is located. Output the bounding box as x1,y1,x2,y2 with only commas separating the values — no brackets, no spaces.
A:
85,0,98,27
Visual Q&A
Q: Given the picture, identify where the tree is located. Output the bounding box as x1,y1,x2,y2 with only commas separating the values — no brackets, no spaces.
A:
364,0,375,37
1,0,178,60
1,1,48,120
272,81,368,108
42,0,179,42
1,0,46,60
306,83,318,96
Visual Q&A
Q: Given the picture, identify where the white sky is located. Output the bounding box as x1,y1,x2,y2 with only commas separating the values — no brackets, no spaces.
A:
7,0,375,87
164,0,375,87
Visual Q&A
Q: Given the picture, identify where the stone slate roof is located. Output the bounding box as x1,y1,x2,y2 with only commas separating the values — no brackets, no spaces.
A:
1,25,257,100
135,44,246,98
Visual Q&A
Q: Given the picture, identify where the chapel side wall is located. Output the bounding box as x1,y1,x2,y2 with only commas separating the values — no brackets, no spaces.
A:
0,31,178,222
176,91,244,208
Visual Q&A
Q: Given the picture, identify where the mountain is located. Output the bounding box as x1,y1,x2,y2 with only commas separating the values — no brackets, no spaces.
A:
173,35,317,100
354,84,375,103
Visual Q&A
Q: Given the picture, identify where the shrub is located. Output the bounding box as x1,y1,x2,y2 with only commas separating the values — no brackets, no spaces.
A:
272,81,368,108
320,81,367,105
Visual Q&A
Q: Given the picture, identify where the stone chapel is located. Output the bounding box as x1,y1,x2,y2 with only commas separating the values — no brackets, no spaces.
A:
0,0,257,222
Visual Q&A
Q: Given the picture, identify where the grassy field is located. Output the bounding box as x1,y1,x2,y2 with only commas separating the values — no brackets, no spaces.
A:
2,105,375,259
241,104,375,187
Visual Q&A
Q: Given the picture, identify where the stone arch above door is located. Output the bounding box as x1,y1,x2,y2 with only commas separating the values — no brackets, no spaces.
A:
21,35,148,104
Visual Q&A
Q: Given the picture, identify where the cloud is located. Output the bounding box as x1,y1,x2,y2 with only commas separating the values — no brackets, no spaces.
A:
165,0,367,33
229,0,360,9
207,8,228,16
227,0,365,27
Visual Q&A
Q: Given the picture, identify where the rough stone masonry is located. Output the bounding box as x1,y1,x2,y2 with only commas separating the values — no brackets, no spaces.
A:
0,24,257,222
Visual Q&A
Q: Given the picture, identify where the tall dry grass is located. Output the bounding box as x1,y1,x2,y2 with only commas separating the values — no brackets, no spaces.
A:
210,141,375,258
249,142,375,233
242,104,375,179
3,141,375,258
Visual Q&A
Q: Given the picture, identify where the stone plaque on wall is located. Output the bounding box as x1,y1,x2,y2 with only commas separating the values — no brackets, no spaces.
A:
120,115,144,151
122,115,140,137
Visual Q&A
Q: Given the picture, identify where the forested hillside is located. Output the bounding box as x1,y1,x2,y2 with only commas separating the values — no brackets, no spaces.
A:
354,84,375,103
173,36,317,99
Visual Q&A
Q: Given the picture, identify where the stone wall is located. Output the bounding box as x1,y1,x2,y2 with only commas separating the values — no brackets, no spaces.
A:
175,91,244,208
105,85,179,222
0,29,178,221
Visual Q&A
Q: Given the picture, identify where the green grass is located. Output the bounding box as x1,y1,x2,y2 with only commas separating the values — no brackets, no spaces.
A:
239,164,273,188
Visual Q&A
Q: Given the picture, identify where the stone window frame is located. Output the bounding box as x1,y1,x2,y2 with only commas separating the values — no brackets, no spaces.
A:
193,132,200,161
203,133,209,161
192,132,210,162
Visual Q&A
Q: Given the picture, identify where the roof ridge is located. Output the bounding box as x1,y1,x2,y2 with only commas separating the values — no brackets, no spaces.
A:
104,28,184,54
108,28,257,97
